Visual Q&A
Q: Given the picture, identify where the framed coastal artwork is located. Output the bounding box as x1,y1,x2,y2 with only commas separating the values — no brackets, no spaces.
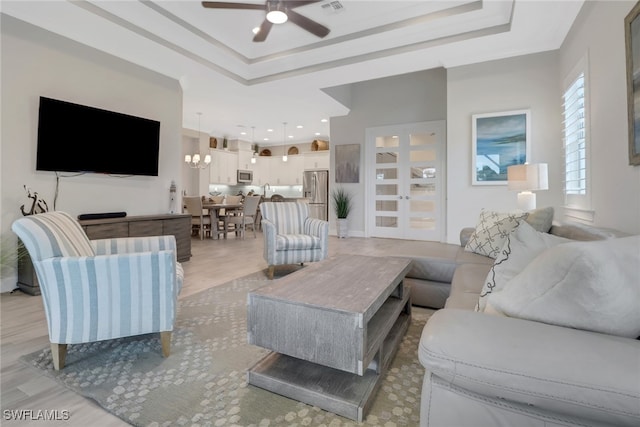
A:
471,109,531,185
335,144,360,183
625,1,640,165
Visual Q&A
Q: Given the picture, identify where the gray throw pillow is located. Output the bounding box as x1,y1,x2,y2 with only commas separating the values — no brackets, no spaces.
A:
524,206,554,233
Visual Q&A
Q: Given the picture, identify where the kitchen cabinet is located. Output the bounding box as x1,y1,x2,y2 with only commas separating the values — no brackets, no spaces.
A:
303,151,330,170
209,150,238,184
248,151,329,186
250,156,269,186
255,156,304,185
281,155,304,185
237,150,254,171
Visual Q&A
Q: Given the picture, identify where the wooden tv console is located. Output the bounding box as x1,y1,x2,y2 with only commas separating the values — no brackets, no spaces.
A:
79,213,192,262
16,214,191,296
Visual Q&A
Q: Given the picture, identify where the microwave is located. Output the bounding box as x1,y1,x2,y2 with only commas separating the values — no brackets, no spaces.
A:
237,169,253,183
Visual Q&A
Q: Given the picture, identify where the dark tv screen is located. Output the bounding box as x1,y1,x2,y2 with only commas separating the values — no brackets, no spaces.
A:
36,97,160,176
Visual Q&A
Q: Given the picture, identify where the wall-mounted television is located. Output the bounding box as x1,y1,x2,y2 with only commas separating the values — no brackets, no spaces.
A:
36,96,160,176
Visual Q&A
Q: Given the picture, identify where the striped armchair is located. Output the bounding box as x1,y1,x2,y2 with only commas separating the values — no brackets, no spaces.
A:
11,211,183,370
260,202,329,279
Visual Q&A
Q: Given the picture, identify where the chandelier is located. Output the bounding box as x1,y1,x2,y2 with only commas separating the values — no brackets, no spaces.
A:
185,112,211,169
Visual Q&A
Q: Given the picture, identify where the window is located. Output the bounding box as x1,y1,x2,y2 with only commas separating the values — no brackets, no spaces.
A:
562,56,592,217
563,73,586,195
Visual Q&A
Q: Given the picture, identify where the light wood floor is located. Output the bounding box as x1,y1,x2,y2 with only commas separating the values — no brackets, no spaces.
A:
1,232,438,426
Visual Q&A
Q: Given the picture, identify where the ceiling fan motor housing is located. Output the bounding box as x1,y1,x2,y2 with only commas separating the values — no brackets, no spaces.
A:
266,1,288,24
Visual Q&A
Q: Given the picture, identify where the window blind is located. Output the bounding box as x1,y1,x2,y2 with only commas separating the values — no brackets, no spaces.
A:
563,73,586,195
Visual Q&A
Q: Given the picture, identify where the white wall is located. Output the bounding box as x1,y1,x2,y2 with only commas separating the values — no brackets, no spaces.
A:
330,1,640,243
329,69,448,236
0,16,183,292
559,1,640,234
446,52,562,242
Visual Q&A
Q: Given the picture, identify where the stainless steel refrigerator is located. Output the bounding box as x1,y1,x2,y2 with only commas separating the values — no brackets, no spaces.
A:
303,170,329,221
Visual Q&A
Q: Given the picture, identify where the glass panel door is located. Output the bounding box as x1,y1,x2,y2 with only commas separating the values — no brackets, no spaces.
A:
373,135,402,237
366,121,445,241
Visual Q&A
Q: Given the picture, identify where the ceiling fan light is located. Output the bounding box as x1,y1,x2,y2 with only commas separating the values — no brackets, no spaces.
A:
266,10,287,24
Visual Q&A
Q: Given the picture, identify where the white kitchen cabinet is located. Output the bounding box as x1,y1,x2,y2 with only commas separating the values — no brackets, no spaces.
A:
303,151,330,170
250,156,270,186
209,150,238,184
282,155,304,185
237,150,254,171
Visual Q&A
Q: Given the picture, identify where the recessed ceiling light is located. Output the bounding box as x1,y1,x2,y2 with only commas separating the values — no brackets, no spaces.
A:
267,128,273,132
315,132,321,136
263,138,269,141
320,119,328,123
240,131,247,135
288,135,294,138
296,125,303,129
392,135,399,138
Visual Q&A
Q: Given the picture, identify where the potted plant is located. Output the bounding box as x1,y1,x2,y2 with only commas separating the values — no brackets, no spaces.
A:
332,187,352,238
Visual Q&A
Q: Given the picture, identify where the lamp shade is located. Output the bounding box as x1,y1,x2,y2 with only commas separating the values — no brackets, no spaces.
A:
507,163,548,191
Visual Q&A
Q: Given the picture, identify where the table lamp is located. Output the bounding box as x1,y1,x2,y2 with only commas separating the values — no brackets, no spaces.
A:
507,163,548,211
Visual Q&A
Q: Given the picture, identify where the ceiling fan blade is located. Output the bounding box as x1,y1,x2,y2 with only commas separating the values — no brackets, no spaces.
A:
285,1,323,8
286,8,330,38
201,1,265,10
253,19,273,42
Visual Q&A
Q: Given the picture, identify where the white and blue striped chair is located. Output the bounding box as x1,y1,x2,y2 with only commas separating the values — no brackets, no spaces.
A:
11,211,183,370
261,202,329,279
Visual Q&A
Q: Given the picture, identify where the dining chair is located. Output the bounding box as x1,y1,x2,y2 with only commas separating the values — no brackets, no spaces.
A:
12,211,183,369
183,196,212,240
218,195,244,236
227,195,261,239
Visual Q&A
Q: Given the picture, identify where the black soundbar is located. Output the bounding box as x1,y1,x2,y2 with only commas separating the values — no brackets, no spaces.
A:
78,212,127,220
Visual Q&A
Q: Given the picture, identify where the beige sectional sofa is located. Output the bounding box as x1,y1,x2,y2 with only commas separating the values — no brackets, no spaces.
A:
409,220,640,427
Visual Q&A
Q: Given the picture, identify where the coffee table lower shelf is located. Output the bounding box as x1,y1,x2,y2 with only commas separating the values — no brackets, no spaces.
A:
247,312,410,422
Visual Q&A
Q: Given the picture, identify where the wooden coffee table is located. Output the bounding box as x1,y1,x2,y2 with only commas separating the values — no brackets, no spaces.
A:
247,254,412,422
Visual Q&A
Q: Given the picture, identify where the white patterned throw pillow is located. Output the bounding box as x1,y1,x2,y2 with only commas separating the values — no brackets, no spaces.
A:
464,209,528,259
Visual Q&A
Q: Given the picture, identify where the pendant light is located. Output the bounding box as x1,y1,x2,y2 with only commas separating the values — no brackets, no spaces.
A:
282,122,288,162
251,126,257,164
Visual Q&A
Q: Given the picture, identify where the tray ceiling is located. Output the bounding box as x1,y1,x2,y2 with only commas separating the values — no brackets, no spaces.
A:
1,0,584,144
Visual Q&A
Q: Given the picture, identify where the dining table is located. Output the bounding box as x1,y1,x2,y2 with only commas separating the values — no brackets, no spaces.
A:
201,202,243,239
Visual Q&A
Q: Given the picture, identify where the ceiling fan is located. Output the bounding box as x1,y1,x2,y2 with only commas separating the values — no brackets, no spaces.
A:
201,1,330,42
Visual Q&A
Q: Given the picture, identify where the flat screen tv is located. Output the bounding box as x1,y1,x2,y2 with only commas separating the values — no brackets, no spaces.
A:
36,96,160,176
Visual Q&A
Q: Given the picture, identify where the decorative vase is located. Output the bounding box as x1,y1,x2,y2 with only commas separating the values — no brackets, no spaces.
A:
169,180,177,214
337,218,348,238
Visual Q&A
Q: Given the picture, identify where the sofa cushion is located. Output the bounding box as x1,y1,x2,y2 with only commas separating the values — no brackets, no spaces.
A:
476,221,570,312
550,222,630,240
419,309,640,427
464,209,528,259
486,235,640,338
275,234,320,250
523,206,554,232
445,263,492,310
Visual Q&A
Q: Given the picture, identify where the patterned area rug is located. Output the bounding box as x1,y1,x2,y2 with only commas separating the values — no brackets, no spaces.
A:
21,268,431,426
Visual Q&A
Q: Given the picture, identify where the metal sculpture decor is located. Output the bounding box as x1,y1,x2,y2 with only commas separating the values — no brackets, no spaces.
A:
20,185,49,216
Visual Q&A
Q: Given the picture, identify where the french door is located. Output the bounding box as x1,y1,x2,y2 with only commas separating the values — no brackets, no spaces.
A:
365,121,446,241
